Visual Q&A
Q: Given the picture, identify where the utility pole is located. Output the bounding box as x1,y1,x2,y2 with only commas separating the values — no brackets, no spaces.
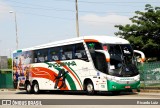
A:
0,40,1,56
10,11,18,50
75,0,80,37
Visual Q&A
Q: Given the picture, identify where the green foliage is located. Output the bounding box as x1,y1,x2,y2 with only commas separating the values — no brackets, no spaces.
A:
8,58,12,69
115,4,160,60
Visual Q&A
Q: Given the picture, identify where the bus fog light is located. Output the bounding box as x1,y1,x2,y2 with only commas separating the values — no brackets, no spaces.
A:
112,85,116,89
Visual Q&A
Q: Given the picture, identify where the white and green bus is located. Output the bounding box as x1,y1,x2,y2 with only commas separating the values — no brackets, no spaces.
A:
12,36,145,95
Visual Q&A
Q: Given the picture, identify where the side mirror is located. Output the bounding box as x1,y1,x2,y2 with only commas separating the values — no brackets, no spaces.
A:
134,50,145,63
95,50,110,62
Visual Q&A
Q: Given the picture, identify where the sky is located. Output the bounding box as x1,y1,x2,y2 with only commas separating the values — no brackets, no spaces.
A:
0,0,160,57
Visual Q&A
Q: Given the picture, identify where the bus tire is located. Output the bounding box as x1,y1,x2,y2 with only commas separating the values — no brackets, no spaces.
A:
86,81,95,95
26,83,32,94
33,82,40,94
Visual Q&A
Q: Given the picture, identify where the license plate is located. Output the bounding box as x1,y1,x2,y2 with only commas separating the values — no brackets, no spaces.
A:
125,86,130,88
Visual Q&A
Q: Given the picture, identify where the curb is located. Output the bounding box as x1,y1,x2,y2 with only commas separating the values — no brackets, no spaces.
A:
1,89,160,93
140,89,160,93
0,89,19,91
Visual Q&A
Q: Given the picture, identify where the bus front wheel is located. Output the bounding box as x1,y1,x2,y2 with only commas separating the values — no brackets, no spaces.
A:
86,81,95,95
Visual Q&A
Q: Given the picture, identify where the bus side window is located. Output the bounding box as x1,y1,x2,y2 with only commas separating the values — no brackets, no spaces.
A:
94,52,107,73
75,43,88,61
34,51,38,63
86,42,102,61
50,47,60,61
34,49,49,63
86,42,102,51
61,45,73,60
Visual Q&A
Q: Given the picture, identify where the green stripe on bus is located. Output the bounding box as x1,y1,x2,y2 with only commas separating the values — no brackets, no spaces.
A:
107,80,140,91
65,73,77,90
69,66,83,86
54,67,77,90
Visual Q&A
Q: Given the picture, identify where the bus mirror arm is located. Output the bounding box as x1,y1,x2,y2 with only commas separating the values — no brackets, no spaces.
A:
134,50,145,62
95,50,105,53
95,50,110,62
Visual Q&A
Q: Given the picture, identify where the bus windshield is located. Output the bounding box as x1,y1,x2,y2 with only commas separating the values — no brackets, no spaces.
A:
86,42,139,77
107,44,139,77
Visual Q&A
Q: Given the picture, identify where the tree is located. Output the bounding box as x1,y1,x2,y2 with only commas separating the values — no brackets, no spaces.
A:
8,58,12,69
115,4,160,60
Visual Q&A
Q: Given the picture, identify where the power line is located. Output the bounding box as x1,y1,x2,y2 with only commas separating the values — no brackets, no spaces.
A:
0,4,136,14
50,0,160,4
6,0,58,8
18,11,74,20
2,0,156,23
78,1,160,4
17,11,130,24
8,10,126,24
5,0,160,15
45,0,160,3
0,4,75,12
5,0,160,7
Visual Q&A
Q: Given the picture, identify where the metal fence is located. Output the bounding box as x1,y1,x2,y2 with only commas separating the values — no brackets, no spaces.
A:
0,69,13,89
139,61,160,89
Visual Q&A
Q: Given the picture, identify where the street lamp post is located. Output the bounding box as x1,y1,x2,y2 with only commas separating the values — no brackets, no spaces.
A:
9,11,18,50
0,40,1,56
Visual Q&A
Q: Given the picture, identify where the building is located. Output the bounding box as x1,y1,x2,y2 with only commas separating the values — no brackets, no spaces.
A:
0,56,8,69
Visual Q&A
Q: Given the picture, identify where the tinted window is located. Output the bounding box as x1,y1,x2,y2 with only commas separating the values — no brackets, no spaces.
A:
34,49,49,63
107,44,138,77
74,43,88,60
50,47,60,61
108,44,122,68
60,45,73,60
33,43,88,62
92,52,107,73
86,42,102,52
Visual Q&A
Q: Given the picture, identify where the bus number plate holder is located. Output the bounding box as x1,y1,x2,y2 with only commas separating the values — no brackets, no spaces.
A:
125,86,130,88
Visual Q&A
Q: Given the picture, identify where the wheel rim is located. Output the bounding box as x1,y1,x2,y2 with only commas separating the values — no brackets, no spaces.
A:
34,84,39,93
87,83,93,92
27,84,31,92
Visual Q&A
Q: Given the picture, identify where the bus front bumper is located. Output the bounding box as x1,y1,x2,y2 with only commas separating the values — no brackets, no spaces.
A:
107,80,140,91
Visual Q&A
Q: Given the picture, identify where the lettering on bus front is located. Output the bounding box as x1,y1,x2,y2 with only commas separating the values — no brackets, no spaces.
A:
46,61,77,68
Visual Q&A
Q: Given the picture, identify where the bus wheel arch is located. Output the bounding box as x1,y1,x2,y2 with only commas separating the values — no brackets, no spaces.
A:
32,80,40,94
83,78,95,95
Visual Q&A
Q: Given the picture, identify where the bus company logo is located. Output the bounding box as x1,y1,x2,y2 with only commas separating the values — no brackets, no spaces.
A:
2,100,11,105
120,78,134,81
46,61,77,68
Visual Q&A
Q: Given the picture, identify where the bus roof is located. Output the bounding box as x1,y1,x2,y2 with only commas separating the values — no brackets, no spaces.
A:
13,36,129,53
83,36,129,44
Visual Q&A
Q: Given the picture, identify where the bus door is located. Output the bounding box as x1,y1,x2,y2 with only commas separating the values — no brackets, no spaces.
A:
92,50,110,91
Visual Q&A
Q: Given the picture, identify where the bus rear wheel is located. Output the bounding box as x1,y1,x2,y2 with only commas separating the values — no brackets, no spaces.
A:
33,82,40,94
86,81,95,95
